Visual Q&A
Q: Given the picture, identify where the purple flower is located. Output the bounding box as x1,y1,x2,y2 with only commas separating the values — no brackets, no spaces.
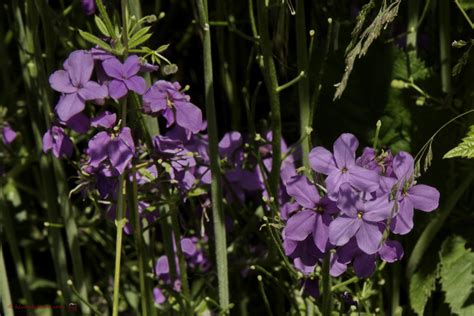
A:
87,127,135,174
283,175,338,252
49,50,107,121
42,125,73,158
379,239,404,262
390,151,440,234
1,123,17,145
91,111,117,129
80,0,96,15
309,133,380,199
142,80,203,133
329,183,394,254
336,238,377,278
65,113,91,134
102,55,147,99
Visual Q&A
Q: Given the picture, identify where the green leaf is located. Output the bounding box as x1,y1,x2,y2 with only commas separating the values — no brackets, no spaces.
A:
409,251,439,315
94,15,109,37
443,125,474,159
78,29,113,52
439,236,474,315
392,50,430,81
458,0,474,10
129,29,153,49
130,26,151,40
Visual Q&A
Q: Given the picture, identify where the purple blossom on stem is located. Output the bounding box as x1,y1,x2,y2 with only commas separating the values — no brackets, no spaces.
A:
390,151,440,234
102,55,147,99
49,50,107,121
142,80,203,133
309,133,380,199
43,125,73,158
329,183,394,254
1,123,17,145
91,111,117,129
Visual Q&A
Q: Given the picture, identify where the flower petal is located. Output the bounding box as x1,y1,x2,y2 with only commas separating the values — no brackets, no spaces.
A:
108,80,128,99
363,194,394,222
348,165,380,192
125,75,147,95
353,254,376,277
285,175,320,209
63,50,94,85
336,183,358,217
355,222,382,254
408,184,440,212
391,198,414,235
309,146,336,175
333,133,358,168
313,214,330,252
175,100,203,133
78,81,108,100
87,131,111,167
55,93,85,121
284,210,317,241
123,55,141,76
393,151,414,182
379,240,404,262
329,215,361,246
102,57,124,79
49,70,77,93
91,111,117,129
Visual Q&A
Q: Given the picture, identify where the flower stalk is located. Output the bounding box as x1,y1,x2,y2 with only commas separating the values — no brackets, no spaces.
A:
195,0,230,309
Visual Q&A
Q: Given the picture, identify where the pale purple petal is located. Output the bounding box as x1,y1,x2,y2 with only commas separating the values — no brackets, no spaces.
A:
363,194,394,222
175,100,203,133
87,131,111,167
102,57,124,79
326,169,351,200
283,238,298,256
123,55,141,76
379,240,404,262
285,175,320,209
125,75,147,95
309,146,336,174
155,256,169,276
391,198,414,235
49,70,77,93
153,287,166,305
408,184,440,212
181,238,197,256
336,183,358,217
329,216,361,246
108,80,128,99
393,151,414,182
329,253,347,277
219,132,242,158
355,222,382,254
63,50,94,86
348,165,380,192
333,133,357,168
313,214,330,252
78,81,108,100
284,210,316,241
91,111,117,128
2,124,17,145
55,93,85,121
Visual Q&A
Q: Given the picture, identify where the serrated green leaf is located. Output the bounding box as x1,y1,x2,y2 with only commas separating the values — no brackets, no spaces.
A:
439,236,474,315
409,251,439,315
129,33,153,49
393,50,430,81
78,29,113,52
443,125,474,159
94,15,109,37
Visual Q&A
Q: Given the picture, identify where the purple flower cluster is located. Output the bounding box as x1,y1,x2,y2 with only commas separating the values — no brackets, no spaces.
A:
281,133,439,278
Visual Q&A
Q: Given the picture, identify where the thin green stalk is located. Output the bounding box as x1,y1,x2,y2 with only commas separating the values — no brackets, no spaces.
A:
407,0,420,50
331,276,358,291
112,177,126,316
406,171,474,278
0,240,13,316
391,264,400,315
321,255,332,315
295,0,311,173
439,0,451,93
256,0,282,199
195,0,230,309
257,275,274,316
128,167,152,316
170,212,192,316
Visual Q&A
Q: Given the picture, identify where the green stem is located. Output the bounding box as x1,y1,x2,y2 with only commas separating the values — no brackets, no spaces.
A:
295,0,311,173
407,0,420,51
321,255,332,315
439,0,451,93
391,264,400,315
170,212,192,315
0,242,13,316
195,0,230,309
257,275,274,316
256,0,282,199
112,177,126,316
331,276,358,291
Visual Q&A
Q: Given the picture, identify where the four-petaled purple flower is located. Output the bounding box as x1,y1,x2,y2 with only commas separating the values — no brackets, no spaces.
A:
49,50,107,121
102,55,147,99
309,133,380,199
143,80,203,133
